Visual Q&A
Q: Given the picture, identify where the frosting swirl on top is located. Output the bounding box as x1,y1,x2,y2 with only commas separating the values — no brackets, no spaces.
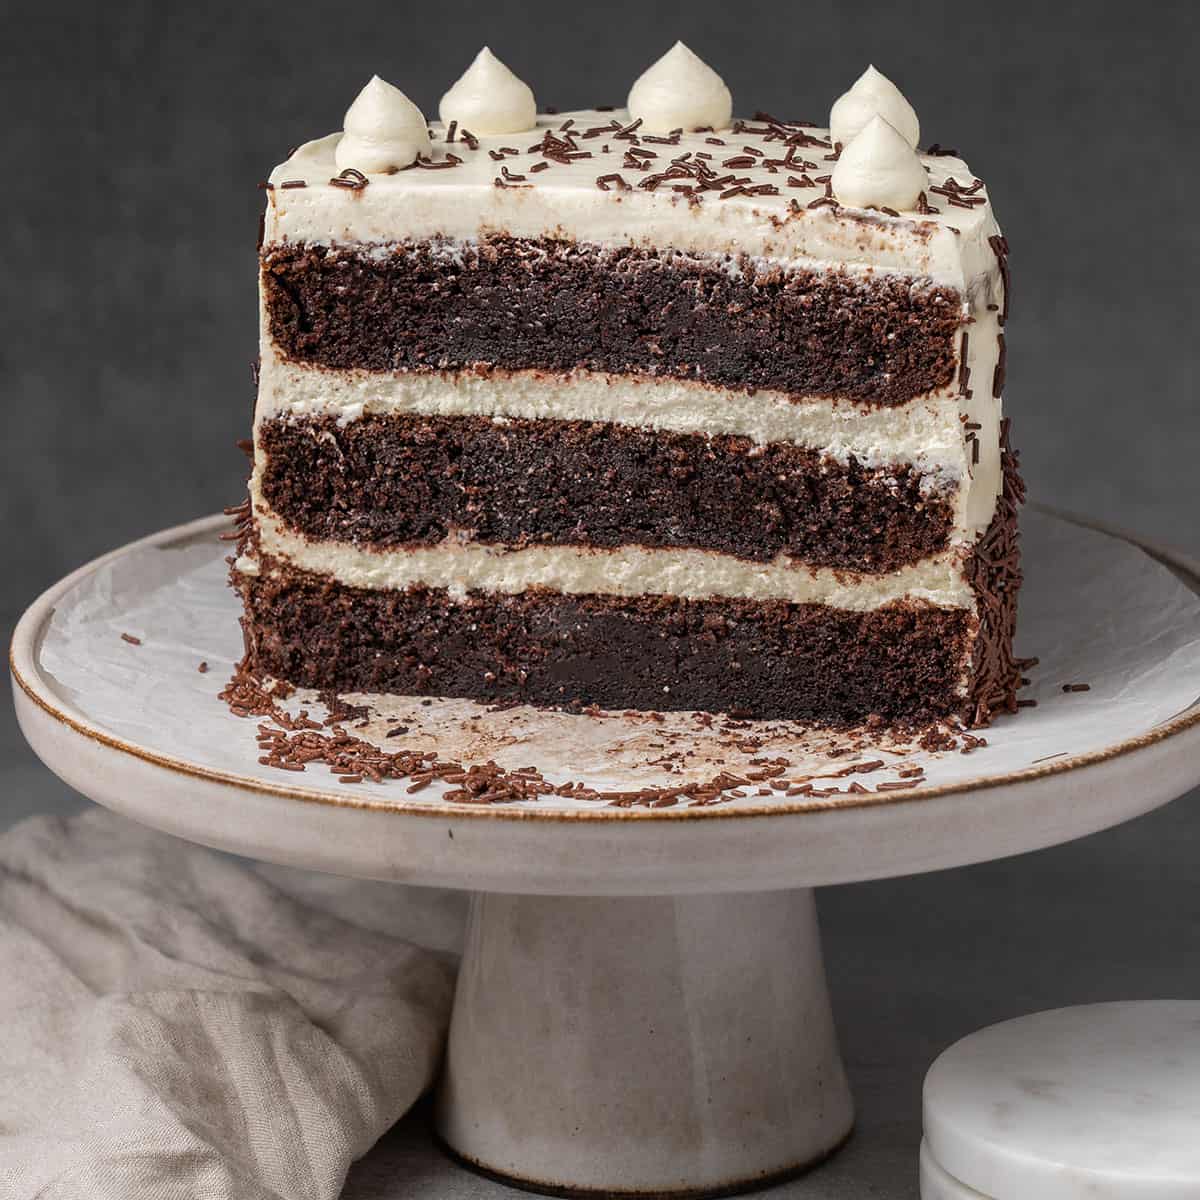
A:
831,115,927,211
335,76,431,174
829,65,920,150
440,47,537,135
627,42,732,133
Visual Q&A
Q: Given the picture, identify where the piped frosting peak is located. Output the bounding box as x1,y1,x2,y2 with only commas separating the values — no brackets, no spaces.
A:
831,114,927,211
829,65,920,150
627,42,732,133
335,76,431,173
440,47,536,135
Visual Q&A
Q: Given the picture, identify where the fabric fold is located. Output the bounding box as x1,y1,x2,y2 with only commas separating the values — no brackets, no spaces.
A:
0,810,459,1200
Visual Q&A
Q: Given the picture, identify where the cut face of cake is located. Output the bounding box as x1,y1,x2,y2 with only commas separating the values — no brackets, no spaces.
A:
235,50,1022,725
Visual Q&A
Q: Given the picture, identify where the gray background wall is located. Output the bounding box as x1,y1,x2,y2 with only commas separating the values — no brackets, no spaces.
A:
1,4,1197,1192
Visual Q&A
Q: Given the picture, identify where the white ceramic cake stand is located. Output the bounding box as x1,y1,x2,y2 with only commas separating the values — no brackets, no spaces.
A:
10,511,1200,1197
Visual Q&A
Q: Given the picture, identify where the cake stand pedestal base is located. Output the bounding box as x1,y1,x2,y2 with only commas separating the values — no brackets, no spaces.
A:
435,889,853,1197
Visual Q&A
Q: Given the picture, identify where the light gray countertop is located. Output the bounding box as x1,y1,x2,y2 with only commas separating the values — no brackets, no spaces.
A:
4,631,1198,1199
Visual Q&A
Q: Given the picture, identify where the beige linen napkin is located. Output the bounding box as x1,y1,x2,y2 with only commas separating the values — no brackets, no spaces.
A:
0,809,460,1199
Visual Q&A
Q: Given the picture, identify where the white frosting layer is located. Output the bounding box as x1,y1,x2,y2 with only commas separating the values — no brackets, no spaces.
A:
257,351,969,503
829,66,920,149
248,502,975,611
439,48,536,135
265,111,1002,291
334,77,430,174
627,42,732,133
831,116,927,211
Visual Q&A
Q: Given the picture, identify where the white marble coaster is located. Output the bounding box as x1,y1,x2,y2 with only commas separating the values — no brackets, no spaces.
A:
922,1001,1200,1200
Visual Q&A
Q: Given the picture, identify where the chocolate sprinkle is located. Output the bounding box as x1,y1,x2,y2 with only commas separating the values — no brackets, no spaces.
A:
988,234,1011,325
224,647,982,808
415,154,462,170
963,418,1025,726
329,168,368,191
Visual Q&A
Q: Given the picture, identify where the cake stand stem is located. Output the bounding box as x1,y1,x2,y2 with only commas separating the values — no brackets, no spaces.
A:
435,888,854,1197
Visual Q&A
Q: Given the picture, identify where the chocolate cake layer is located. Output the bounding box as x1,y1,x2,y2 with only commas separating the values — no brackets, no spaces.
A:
257,413,956,571
236,561,973,723
261,238,965,407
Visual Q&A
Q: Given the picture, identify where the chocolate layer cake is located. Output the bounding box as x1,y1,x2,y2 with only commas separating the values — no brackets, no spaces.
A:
234,46,1022,725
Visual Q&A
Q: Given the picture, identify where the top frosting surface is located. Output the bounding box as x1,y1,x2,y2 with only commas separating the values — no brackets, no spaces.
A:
266,108,1001,289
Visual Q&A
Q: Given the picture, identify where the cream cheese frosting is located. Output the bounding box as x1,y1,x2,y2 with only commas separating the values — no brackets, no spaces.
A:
334,76,431,173
831,115,928,210
257,353,966,470
829,65,920,150
265,115,1000,291
439,47,536,135
626,42,732,133
246,501,976,611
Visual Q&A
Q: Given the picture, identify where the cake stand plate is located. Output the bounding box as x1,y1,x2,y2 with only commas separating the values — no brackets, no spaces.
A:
11,510,1200,1197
